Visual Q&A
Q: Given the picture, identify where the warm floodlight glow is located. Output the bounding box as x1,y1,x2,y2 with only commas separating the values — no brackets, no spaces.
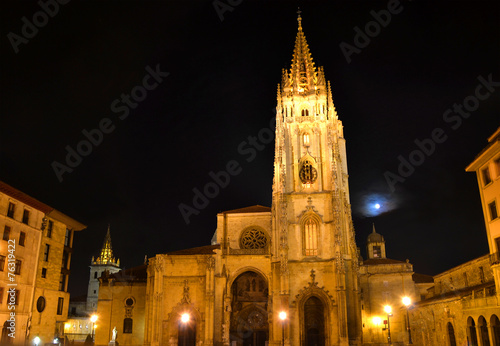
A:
384,305,392,314
279,311,287,321
90,314,98,323
402,296,411,306
34,337,41,345
372,316,382,325
181,313,190,323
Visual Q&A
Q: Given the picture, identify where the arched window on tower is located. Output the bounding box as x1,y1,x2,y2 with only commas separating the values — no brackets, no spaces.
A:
301,109,309,116
304,218,318,256
303,133,310,147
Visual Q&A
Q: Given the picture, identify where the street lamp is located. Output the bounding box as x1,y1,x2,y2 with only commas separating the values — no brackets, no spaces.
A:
34,336,41,346
402,296,413,344
384,305,393,345
180,313,190,346
90,315,98,341
279,311,287,346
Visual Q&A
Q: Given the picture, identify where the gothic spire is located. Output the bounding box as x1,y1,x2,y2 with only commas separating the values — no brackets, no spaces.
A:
92,224,119,267
290,9,317,93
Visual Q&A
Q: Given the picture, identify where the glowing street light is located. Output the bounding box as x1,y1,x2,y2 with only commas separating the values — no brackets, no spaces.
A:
34,336,41,346
90,315,98,341
402,296,413,344
383,305,393,345
279,311,287,346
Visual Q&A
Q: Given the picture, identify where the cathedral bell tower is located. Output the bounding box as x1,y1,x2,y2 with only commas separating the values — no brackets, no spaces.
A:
87,225,121,312
272,12,362,345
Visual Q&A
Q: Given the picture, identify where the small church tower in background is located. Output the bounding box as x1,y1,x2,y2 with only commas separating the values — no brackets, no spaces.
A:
87,225,121,312
366,224,386,259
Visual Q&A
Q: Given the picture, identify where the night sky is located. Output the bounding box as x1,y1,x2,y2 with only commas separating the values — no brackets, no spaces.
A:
1,1,499,296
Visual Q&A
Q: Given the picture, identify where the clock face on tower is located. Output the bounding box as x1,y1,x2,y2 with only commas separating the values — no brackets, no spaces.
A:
299,160,317,184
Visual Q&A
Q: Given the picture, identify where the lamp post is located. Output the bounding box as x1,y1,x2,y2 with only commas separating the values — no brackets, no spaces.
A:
34,336,40,346
402,297,413,344
279,311,287,346
384,305,392,345
90,315,98,342
180,313,190,346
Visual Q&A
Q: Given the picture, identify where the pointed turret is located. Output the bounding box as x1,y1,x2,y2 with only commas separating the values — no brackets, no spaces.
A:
367,224,386,259
87,225,121,313
290,10,317,93
91,225,120,267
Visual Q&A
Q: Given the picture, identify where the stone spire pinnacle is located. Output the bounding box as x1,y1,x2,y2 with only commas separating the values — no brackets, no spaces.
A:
289,10,317,94
92,224,119,267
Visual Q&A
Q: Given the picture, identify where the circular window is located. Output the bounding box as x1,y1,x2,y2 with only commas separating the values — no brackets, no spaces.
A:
36,296,46,313
126,298,134,306
240,228,268,249
299,160,317,184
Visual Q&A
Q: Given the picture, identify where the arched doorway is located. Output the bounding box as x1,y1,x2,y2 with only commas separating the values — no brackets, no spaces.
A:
230,271,269,346
479,316,490,346
467,317,478,346
1,321,12,344
491,315,500,345
303,296,325,346
178,318,196,346
447,322,456,346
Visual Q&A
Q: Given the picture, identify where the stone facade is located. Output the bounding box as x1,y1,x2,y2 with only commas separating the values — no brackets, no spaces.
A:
410,255,499,346
0,181,85,345
359,226,431,345
95,266,147,346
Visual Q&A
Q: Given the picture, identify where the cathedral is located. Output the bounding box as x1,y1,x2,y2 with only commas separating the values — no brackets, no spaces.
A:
95,13,363,346
90,13,483,346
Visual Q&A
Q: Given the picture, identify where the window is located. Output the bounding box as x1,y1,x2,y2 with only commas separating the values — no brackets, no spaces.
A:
62,251,69,269
373,246,381,258
495,157,500,177
3,226,10,241
496,237,500,253
482,167,492,185
299,160,318,185
7,203,15,218
19,232,25,247
41,268,47,278
36,296,46,313
14,260,21,275
94,272,98,279
14,290,20,305
301,109,309,116
59,274,66,291
64,228,71,247
463,272,468,287
43,244,50,261
489,201,498,221
0,288,3,304
479,267,485,283
304,218,318,256
240,228,268,249
123,318,133,333
57,297,64,315
22,209,30,224
0,256,5,271
303,133,310,146
47,220,53,238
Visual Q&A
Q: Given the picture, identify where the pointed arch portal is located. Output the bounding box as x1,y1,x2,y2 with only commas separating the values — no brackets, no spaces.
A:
230,271,269,346
303,296,325,346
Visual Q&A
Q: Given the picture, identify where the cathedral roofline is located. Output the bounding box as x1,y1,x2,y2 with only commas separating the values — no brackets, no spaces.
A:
362,258,408,266
162,244,220,256
219,205,271,214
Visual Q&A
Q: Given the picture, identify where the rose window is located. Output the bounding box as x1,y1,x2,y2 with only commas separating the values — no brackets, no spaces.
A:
240,229,268,249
